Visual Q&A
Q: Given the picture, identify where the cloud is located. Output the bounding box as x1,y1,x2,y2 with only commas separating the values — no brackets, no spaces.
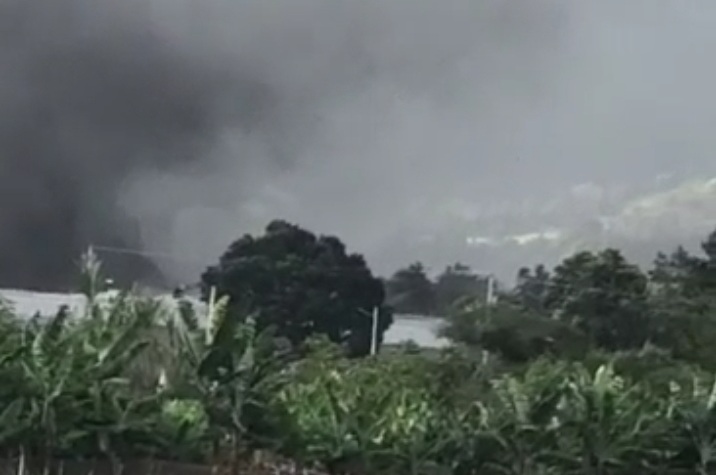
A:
4,0,716,289
607,177,716,242
459,176,716,281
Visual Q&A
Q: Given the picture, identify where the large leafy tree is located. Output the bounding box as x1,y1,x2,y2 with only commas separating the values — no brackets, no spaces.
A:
439,299,588,363
652,228,716,295
545,249,650,351
201,220,392,356
433,263,487,314
385,262,436,315
647,228,716,369
650,245,702,295
512,264,550,314
691,228,716,292
647,291,716,370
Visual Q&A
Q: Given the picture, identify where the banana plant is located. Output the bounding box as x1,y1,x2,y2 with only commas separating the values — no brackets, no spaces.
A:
274,364,372,471
167,294,285,474
10,305,83,474
0,251,170,473
275,352,461,475
376,390,454,475
70,254,167,462
556,363,664,475
480,360,569,475
665,374,716,474
153,398,210,462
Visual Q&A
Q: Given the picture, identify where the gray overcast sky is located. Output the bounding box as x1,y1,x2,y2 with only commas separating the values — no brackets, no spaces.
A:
3,0,716,287
135,0,716,281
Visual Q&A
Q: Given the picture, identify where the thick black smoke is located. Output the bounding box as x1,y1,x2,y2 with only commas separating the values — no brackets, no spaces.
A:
1,0,573,290
12,0,714,289
0,0,280,290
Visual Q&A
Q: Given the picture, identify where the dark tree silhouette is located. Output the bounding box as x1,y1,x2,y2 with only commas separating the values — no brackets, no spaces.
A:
385,262,437,315
513,264,550,314
546,249,650,351
439,299,588,363
434,263,487,314
650,228,716,296
201,220,392,356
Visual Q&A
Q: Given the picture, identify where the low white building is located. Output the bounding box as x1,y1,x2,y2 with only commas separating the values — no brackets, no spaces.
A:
384,314,449,348
0,289,448,348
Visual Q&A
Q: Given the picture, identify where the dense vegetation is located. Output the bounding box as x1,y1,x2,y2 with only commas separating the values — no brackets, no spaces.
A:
385,262,492,316
202,220,393,357
3,224,716,474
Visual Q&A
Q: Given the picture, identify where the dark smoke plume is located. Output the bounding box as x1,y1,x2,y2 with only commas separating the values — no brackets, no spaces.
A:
1,0,583,289
0,0,280,290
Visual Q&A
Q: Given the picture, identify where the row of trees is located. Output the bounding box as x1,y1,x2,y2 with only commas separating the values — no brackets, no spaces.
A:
3,249,716,474
2,221,716,473
384,262,491,315
438,228,716,370
200,221,393,357
196,219,716,367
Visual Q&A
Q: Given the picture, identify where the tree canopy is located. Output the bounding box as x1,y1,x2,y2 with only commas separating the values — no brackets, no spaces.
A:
385,261,490,316
7,225,716,474
384,262,436,315
201,220,392,356
544,249,650,351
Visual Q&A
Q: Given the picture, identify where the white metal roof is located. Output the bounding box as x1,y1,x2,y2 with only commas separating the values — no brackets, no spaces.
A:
0,289,448,348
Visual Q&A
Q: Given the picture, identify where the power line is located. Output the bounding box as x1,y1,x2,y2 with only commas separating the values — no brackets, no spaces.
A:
91,244,206,266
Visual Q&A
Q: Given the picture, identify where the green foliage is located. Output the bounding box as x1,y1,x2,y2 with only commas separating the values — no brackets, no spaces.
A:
385,262,437,315
546,249,651,350
155,398,210,461
434,263,489,315
650,245,702,292
11,226,716,473
201,220,392,357
0,253,167,472
0,250,286,472
512,264,551,314
440,300,589,362
3,272,716,474
647,293,716,370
